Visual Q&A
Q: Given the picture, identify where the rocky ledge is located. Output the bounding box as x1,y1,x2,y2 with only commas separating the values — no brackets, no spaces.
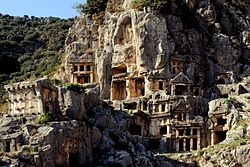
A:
0,89,194,167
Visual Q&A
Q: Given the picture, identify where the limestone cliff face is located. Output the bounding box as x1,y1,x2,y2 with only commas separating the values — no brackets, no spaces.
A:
65,10,171,99
61,0,250,165
64,0,249,99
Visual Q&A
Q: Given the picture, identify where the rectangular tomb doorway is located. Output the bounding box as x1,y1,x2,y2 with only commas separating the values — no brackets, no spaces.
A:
112,81,127,100
215,131,227,144
193,138,197,150
186,138,190,151
135,78,145,97
179,138,184,152
77,74,90,84
175,85,188,95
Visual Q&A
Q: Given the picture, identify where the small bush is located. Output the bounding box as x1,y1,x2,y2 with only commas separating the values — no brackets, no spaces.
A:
36,112,56,124
23,148,33,156
51,78,63,86
197,149,205,157
141,96,149,102
228,96,236,101
65,83,86,94
74,0,109,15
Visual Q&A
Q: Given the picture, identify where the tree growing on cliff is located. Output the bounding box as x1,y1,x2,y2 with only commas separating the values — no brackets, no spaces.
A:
74,0,109,15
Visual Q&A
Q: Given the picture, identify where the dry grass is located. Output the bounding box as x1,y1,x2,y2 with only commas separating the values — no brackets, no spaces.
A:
0,102,8,113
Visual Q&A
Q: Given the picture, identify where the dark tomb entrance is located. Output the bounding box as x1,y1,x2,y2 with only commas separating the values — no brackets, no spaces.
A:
160,126,167,135
148,139,160,151
179,138,184,152
129,124,142,135
186,138,190,151
215,131,227,144
5,140,10,152
69,152,80,167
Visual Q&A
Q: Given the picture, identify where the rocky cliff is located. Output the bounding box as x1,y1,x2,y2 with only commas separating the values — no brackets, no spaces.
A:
0,88,195,167
61,0,250,166
64,0,249,99
0,0,250,166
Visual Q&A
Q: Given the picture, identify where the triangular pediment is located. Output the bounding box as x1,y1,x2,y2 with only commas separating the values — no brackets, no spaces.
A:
170,72,192,84
173,99,187,110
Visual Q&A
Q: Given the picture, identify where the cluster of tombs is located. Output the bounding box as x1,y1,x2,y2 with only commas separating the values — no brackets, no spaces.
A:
63,50,233,152
3,57,235,153
4,78,59,116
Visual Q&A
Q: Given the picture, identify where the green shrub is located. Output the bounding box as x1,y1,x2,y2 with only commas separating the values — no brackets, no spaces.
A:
36,112,56,124
141,96,149,102
22,148,33,156
197,149,205,157
74,0,109,15
65,83,86,94
52,79,63,85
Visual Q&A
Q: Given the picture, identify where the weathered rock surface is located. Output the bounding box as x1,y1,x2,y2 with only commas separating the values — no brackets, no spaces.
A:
64,0,249,101
1,0,250,166
198,93,250,166
0,90,194,167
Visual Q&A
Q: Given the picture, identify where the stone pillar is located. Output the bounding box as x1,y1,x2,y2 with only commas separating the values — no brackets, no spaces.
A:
77,65,80,72
183,138,186,151
126,79,130,100
152,103,155,113
190,138,193,151
211,130,215,146
176,129,179,151
159,104,162,112
171,84,175,95
190,129,193,151
197,129,201,150
90,73,94,83
36,87,43,114
70,73,74,83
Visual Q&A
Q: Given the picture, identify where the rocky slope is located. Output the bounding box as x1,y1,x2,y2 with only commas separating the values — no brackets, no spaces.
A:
0,0,249,166
0,88,194,167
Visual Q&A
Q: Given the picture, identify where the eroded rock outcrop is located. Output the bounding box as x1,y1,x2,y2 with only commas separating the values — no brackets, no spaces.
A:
0,89,195,167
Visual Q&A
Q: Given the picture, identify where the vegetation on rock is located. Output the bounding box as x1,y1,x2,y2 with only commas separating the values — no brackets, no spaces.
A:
0,14,74,106
74,0,109,15
36,112,57,124
65,83,86,94
131,0,170,13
